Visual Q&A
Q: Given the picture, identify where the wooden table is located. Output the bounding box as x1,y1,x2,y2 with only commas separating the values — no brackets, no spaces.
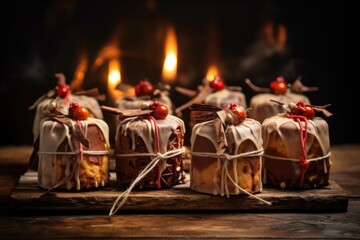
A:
0,144,359,239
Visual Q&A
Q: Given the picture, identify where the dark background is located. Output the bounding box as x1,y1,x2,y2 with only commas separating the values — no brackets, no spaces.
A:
1,0,357,146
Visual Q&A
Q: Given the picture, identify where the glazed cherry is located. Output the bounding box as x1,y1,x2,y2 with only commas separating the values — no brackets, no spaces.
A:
294,101,315,119
210,75,226,91
270,76,287,95
73,106,89,121
152,104,169,119
135,80,154,97
57,83,70,98
229,103,247,125
302,106,315,119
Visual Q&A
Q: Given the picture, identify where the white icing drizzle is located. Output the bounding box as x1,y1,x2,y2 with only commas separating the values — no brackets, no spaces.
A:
249,91,310,123
190,118,263,196
204,89,247,108
262,114,330,159
116,115,185,155
33,95,103,141
38,117,109,190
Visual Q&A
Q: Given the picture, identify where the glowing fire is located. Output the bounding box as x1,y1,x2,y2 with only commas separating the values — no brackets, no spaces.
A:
162,26,178,83
108,59,122,99
205,65,219,81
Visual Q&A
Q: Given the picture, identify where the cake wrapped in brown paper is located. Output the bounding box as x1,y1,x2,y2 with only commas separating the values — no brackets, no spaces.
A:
190,104,268,203
262,100,332,189
34,101,110,191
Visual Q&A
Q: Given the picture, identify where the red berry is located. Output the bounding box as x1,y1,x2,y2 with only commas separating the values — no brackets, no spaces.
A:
210,75,226,91
270,76,287,95
57,83,70,98
152,104,169,119
73,106,89,121
229,104,246,125
294,101,315,119
303,106,315,119
135,80,154,97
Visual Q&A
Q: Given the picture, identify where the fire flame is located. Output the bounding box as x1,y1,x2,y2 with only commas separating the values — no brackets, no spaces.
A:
162,26,178,83
205,65,219,81
108,59,122,99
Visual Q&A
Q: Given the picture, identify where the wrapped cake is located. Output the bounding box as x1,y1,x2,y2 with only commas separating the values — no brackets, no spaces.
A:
246,76,318,123
116,79,174,114
262,100,332,188
103,101,186,215
190,103,268,202
29,73,104,141
175,75,246,128
33,101,110,191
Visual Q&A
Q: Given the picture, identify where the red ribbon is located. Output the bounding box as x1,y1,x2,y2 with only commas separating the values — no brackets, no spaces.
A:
286,114,310,187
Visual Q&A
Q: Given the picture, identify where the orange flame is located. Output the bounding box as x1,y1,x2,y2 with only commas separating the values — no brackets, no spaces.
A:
108,59,122,99
205,65,219,81
162,26,178,83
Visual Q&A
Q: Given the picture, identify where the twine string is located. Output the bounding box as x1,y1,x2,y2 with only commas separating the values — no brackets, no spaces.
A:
109,147,185,216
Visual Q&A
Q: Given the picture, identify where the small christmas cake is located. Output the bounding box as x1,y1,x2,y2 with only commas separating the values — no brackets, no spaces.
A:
190,103,265,198
34,101,110,191
262,100,332,188
103,102,186,215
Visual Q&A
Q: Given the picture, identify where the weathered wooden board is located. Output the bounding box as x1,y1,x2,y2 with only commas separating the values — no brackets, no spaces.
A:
8,170,348,213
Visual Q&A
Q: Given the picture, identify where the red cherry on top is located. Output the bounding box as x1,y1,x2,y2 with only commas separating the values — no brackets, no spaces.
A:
229,103,247,125
57,83,70,98
270,76,287,95
303,106,315,119
152,104,169,119
135,80,154,97
210,75,226,91
294,101,315,119
73,106,89,121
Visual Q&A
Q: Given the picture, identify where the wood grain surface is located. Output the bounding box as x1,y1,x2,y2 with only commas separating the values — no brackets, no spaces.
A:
0,144,359,239
8,171,348,213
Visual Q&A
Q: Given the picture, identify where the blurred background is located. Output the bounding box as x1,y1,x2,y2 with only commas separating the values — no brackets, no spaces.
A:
1,0,356,146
